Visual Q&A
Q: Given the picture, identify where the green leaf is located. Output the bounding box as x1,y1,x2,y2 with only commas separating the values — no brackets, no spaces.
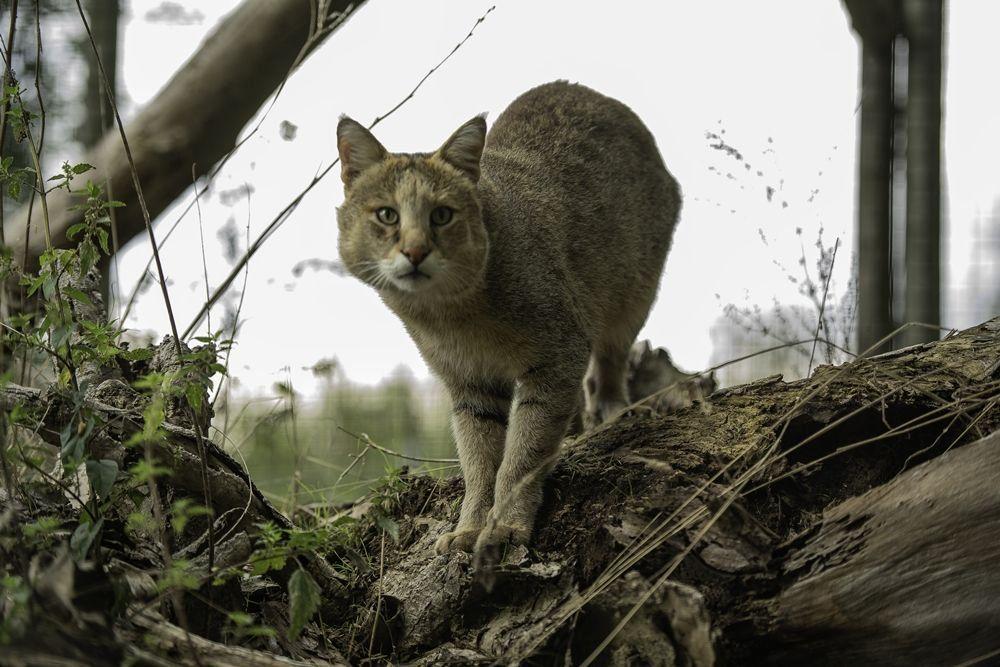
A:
249,552,286,576
66,223,87,240
71,162,94,174
122,347,154,362
170,498,211,535
375,514,399,542
287,568,321,641
85,459,118,500
79,240,98,276
70,517,104,561
64,287,93,306
96,228,110,253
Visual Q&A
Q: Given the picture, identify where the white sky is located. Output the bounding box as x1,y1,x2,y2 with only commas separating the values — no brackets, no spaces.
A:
111,1,999,396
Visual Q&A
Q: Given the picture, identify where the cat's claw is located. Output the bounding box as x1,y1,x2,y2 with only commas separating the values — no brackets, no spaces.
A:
434,528,480,554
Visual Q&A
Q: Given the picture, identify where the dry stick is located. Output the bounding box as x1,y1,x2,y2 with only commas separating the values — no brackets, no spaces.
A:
588,337,849,581
952,644,1000,667
586,402,933,667
181,5,497,338
13,4,46,387
206,425,255,545
117,3,358,327
333,442,372,491
142,440,203,667
0,0,16,247
594,354,959,602
807,237,839,376
941,398,996,454
73,0,217,598
581,487,743,667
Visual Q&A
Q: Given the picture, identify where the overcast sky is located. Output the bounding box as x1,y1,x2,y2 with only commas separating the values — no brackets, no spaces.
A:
112,0,999,396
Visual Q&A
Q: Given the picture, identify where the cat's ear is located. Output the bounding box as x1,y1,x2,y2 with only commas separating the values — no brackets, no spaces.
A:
435,114,487,182
337,116,388,186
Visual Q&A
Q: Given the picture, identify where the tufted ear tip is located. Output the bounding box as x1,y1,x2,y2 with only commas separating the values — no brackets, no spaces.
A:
436,115,488,182
336,116,387,187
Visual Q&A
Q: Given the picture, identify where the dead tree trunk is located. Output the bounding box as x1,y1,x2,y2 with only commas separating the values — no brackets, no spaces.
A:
2,0,363,273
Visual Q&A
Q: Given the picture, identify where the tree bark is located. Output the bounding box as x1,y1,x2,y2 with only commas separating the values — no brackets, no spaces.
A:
900,0,944,347
757,427,1000,666
2,0,363,273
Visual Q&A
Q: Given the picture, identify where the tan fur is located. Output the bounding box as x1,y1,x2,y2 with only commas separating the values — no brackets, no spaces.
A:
336,82,680,554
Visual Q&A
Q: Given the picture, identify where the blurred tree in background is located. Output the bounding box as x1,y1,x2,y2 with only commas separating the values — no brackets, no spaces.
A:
843,0,945,352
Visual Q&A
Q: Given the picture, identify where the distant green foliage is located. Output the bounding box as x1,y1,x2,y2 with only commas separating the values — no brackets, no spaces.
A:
229,369,455,506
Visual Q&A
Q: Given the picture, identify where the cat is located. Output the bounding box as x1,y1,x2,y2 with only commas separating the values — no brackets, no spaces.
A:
336,81,680,554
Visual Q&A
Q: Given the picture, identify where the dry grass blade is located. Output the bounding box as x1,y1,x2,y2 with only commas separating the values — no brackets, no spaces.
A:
807,237,839,375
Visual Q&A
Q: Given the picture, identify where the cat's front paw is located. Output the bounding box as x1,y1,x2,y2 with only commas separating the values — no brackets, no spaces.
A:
590,399,629,425
434,528,480,554
473,522,530,553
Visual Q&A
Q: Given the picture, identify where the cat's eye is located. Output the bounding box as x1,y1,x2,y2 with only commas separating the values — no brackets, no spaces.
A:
375,207,399,225
430,206,454,226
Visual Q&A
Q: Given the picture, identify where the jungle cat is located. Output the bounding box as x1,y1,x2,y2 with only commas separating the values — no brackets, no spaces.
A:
336,81,680,554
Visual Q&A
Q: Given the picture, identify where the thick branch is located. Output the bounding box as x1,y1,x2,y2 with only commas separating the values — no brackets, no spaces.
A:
3,0,363,271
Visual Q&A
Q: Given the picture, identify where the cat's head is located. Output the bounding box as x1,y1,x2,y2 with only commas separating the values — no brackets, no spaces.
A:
335,115,488,300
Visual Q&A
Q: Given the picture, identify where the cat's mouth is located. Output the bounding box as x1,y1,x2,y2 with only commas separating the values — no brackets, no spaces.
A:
396,268,430,281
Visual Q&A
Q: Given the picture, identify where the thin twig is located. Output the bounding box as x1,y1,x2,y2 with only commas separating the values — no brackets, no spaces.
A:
192,164,212,336
807,237,839,376
181,5,497,338
337,426,459,464
118,2,360,326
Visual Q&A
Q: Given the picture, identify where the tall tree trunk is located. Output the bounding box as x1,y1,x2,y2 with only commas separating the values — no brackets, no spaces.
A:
2,0,364,275
844,0,898,355
77,0,121,302
900,0,943,346
78,0,118,148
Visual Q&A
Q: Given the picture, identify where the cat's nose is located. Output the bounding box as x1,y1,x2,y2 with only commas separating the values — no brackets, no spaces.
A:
401,246,430,266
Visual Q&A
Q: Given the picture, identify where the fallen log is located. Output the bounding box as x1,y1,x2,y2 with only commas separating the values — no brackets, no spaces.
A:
756,428,1000,666
342,318,999,664
2,317,997,664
